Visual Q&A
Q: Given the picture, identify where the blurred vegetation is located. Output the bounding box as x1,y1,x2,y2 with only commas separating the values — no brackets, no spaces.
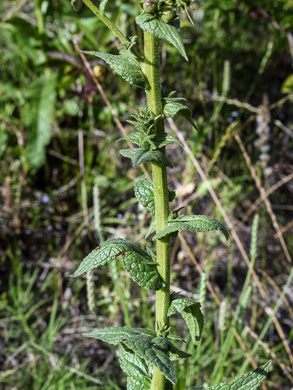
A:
0,0,292,389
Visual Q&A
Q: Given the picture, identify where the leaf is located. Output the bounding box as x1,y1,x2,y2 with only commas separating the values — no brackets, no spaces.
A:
119,132,148,147
84,51,148,89
71,0,83,11
127,377,151,390
83,326,155,344
123,335,177,384
150,133,184,149
73,239,163,290
136,13,187,60
168,343,192,361
168,298,204,347
120,148,173,168
120,345,152,381
164,102,199,131
135,180,156,214
207,361,271,390
153,215,230,244
24,74,57,168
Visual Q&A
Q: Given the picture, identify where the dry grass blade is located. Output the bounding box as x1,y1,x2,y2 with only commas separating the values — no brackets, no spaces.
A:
169,117,293,369
235,134,292,265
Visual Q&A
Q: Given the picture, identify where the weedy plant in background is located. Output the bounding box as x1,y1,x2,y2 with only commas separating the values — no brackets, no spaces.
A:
71,0,271,388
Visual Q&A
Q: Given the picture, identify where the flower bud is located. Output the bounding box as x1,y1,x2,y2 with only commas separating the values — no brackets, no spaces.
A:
143,0,157,14
161,7,177,22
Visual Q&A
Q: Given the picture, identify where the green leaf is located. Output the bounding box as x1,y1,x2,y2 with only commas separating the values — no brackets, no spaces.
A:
127,377,151,390
123,335,177,384
168,298,204,347
207,361,271,390
119,132,148,148
153,215,230,244
150,133,184,149
120,345,152,381
73,239,163,290
164,102,199,131
84,51,148,89
168,343,192,361
24,74,57,168
136,13,187,60
83,326,155,344
135,180,156,214
120,148,173,168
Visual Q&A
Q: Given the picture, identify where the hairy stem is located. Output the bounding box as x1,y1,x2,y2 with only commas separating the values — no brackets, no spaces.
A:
144,31,171,390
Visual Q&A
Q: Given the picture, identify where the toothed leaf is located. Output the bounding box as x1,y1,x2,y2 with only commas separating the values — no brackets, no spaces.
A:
136,13,187,60
123,335,177,384
83,326,155,345
207,361,271,390
120,345,153,381
150,133,184,149
73,239,163,290
168,343,192,361
164,102,199,131
168,298,204,347
119,132,149,147
120,148,173,168
84,51,148,89
154,215,230,244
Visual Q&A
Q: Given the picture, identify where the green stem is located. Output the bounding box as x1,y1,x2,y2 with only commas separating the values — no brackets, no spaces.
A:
143,31,171,390
81,0,142,60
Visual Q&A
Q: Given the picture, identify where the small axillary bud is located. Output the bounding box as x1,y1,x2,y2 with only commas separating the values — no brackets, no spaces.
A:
161,7,177,22
143,0,158,14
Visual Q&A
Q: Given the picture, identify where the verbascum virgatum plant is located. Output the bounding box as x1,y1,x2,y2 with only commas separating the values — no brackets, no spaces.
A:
70,0,271,388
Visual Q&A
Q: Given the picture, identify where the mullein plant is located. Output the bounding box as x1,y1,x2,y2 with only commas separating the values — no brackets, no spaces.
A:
71,0,271,388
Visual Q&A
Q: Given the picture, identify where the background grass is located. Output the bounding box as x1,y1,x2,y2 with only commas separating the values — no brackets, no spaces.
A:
0,0,293,389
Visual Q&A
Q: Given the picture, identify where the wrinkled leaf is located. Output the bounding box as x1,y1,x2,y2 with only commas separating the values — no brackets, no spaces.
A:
207,361,271,390
73,239,163,290
84,51,148,89
164,102,199,131
83,326,155,345
119,132,148,148
154,215,230,244
150,133,184,149
127,377,151,390
120,345,152,381
136,13,187,60
135,180,156,214
168,298,204,347
168,343,191,361
123,335,177,384
120,148,173,168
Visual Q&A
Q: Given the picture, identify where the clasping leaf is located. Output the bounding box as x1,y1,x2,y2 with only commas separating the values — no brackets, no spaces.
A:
73,239,163,290
136,13,188,60
168,298,204,348
154,215,230,245
120,148,173,168
84,51,149,89
164,101,199,131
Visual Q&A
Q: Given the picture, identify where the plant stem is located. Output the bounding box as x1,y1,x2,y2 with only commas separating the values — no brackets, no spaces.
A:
143,31,171,390
81,0,142,60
